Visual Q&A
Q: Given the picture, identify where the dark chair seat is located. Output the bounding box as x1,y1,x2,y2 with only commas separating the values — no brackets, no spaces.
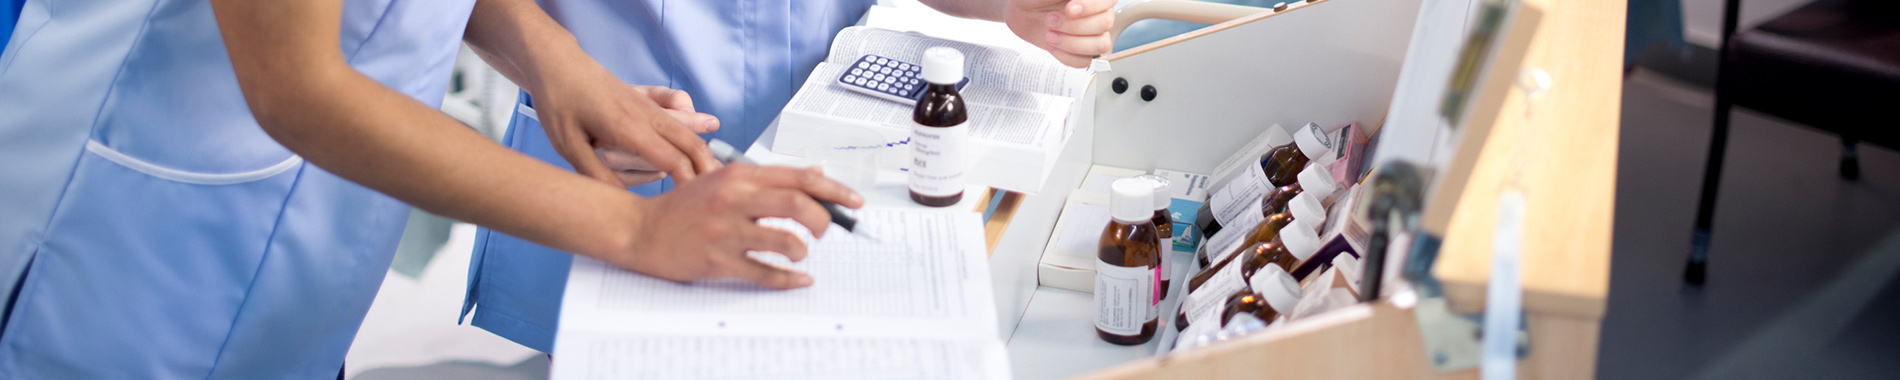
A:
1725,0,1900,148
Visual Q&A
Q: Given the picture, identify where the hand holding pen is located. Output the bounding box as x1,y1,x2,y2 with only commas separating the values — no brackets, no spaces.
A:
707,139,881,242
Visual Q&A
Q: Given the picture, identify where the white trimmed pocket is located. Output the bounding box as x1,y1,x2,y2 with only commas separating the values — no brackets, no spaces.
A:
83,140,302,185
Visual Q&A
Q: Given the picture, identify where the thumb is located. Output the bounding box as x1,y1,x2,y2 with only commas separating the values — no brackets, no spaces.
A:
666,109,720,134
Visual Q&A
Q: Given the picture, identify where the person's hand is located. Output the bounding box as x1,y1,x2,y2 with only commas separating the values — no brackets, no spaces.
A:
1004,0,1115,68
590,87,720,186
604,164,865,289
536,76,722,187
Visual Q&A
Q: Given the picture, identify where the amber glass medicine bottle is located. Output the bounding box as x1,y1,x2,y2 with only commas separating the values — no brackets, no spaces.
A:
1095,178,1161,345
1219,266,1303,327
1137,174,1174,298
909,47,968,207
1261,123,1334,187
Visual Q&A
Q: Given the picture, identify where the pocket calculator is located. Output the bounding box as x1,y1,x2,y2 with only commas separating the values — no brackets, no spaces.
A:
837,54,969,106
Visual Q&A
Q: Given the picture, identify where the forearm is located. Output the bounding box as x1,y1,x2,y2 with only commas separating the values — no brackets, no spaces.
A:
250,66,639,257
919,0,1010,21
207,0,639,258
462,0,610,97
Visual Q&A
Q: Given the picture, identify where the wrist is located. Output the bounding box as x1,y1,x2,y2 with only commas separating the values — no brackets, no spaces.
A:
516,36,616,100
579,190,649,265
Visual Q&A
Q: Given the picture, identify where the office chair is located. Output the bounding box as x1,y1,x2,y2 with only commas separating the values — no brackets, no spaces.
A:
1686,0,1900,284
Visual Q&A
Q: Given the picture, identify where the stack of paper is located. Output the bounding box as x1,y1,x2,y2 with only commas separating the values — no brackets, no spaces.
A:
551,209,1009,379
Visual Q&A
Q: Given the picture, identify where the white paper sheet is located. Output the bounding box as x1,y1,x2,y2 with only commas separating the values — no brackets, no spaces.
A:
551,209,1009,380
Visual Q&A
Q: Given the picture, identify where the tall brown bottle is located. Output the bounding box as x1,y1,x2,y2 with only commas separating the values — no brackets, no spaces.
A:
908,47,968,207
1137,175,1175,299
1095,178,1161,345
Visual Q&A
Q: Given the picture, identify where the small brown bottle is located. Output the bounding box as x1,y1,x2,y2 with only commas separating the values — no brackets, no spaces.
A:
1137,175,1175,299
1196,185,1301,269
1218,211,1301,271
1177,227,1322,331
909,47,968,207
1260,123,1333,188
1095,178,1161,345
1218,266,1302,327
1177,238,1291,331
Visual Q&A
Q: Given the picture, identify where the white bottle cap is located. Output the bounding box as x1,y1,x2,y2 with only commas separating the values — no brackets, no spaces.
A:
922,47,965,85
1137,174,1171,211
1296,164,1336,201
1289,217,1319,237
1288,193,1325,232
1110,178,1155,223
1250,265,1302,313
1291,122,1333,161
1280,225,1322,261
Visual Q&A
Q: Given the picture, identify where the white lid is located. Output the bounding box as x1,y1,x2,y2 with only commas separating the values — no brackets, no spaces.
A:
1250,265,1302,313
1137,174,1171,210
922,47,965,85
1288,193,1325,231
1289,217,1319,237
1291,123,1333,161
1110,178,1155,223
1281,225,1322,261
1296,164,1336,200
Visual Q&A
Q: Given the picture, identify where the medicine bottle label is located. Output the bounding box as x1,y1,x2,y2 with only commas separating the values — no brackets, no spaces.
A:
1181,260,1246,324
1208,164,1270,225
1094,258,1153,335
1199,198,1264,263
910,123,967,197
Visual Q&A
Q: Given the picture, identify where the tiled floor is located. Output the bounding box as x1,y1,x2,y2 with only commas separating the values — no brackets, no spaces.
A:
1598,71,1900,379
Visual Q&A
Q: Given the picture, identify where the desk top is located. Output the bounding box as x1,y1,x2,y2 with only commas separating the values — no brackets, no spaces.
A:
1429,0,1623,320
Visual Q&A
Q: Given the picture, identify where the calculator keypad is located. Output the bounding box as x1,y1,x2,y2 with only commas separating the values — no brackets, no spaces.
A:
840,54,926,100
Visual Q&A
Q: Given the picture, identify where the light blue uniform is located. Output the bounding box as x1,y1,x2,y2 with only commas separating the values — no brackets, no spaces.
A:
0,0,472,376
461,0,877,353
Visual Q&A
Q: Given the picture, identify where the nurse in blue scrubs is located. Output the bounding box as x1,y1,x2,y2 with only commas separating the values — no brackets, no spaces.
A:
0,0,859,376
463,0,1116,353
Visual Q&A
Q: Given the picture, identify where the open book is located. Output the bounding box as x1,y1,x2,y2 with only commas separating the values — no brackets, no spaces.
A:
550,209,1008,379
772,26,1093,194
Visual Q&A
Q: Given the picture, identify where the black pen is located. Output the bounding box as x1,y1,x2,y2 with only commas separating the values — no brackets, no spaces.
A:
706,139,879,241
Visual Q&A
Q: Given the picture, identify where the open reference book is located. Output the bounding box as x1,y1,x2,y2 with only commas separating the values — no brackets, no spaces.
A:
551,209,1009,380
772,26,1094,194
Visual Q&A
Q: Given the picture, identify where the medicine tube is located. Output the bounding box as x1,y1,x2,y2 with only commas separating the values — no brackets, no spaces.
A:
1136,175,1175,298
909,47,969,207
1095,178,1161,345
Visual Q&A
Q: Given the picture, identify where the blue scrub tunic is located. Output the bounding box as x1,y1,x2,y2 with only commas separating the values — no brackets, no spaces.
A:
0,0,20,52
0,0,472,376
461,0,877,353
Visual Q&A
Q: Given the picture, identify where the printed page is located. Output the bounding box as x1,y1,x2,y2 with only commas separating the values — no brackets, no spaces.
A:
554,333,1008,380
552,209,1007,379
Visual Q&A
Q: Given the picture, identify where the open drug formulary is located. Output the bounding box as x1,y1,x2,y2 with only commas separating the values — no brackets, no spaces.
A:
550,209,1007,380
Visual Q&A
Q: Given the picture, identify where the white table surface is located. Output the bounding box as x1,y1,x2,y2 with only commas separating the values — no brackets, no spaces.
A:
749,119,1187,380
